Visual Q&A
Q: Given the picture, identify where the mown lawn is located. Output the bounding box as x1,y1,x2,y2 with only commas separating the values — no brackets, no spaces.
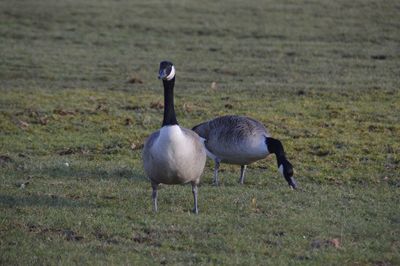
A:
1,0,399,265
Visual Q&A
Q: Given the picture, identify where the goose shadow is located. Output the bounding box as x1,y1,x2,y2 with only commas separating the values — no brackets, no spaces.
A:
0,193,95,208
2,165,148,209
25,164,148,182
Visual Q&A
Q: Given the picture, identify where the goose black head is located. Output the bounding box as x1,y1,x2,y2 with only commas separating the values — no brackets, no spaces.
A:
278,159,297,189
158,61,175,81
266,137,298,190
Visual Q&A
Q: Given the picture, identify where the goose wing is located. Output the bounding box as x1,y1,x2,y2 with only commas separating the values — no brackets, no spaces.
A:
209,115,269,144
142,130,160,166
192,121,218,154
192,121,210,139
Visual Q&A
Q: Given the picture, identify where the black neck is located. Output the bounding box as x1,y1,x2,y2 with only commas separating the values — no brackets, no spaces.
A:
162,77,178,126
266,137,296,188
266,137,286,166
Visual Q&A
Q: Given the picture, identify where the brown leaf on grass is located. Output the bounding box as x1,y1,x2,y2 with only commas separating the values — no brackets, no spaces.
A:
132,230,161,247
225,103,233,109
58,148,76,155
310,150,330,157
93,229,119,244
26,225,84,242
297,90,305,96
183,103,192,112
127,76,144,84
25,108,39,117
273,231,285,237
20,109,50,125
0,155,13,165
38,116,49,125
328,238,340,248
58,147,90,156
371,55,386,60
295,255,311,261
63,230,84,241
150,101,164,110
309,145,330,157
131,143,144,150
251,197,257,211
81,149,90,155
372,260,393,266
88,96,97,102
54,108,77,116
125,118,133,126
17,120,30,129
311,238,340,249
254,208,262,213
38,227,84,242
102,195,117,200
96,103,108,113
16,181,30,189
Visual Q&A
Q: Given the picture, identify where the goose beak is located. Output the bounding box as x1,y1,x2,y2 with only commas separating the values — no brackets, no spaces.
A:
279,163,297,190
288,177,297,190
158,69,166,80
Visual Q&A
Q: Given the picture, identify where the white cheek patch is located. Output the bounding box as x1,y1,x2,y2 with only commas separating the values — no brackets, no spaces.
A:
278,164,284,176
165,66,175,81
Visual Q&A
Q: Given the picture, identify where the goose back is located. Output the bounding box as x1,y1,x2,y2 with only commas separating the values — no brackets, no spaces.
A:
193,115,270,164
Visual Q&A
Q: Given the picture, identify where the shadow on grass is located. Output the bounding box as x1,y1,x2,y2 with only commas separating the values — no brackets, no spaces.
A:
0,194,96,208
26,164,148,182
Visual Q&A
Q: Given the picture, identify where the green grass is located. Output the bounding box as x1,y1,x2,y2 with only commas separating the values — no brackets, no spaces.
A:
1,0,399,264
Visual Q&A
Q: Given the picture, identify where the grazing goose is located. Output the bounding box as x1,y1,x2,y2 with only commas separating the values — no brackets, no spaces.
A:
192,115,297,189
142,61,206,214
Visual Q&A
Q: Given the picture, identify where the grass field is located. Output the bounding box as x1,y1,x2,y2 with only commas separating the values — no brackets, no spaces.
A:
1,0,399,264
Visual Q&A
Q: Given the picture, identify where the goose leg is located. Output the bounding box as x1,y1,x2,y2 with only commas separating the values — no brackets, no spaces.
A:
151,182,158,212
191,182,199,214
213,159,221,185
239,165,247,184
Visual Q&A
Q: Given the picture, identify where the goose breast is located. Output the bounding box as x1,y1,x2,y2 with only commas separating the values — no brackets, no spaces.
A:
143,125,206,184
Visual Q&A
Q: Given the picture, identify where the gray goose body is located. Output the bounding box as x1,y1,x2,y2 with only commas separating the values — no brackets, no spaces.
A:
194,116,270,165
142,61,206,213
143,126,206,185
192,115,297,188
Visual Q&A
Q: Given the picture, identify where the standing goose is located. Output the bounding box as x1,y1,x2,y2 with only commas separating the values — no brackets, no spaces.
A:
192,115,297,189
142,61,206,214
